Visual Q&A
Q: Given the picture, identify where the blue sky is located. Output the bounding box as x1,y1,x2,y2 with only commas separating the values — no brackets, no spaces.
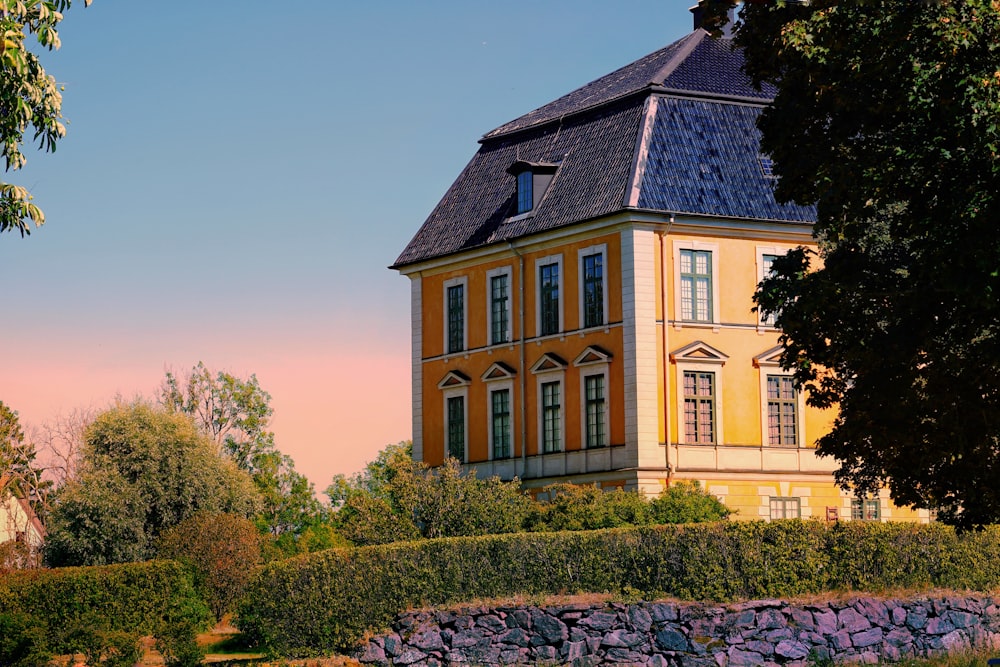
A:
1,1,695,486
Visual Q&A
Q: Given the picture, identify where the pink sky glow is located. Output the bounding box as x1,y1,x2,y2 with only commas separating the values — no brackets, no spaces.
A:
1,322,413,491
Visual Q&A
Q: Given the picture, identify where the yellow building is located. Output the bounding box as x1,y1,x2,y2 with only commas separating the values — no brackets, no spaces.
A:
392,11,927,523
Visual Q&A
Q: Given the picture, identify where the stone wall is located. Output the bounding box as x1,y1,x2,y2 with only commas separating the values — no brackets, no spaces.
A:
355,594,1000,666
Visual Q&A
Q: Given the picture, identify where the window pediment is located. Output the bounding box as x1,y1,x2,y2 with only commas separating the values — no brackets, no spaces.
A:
530,353,567,375
437,370,471,390
481,361,517,382
573,346,613,367
670,340,728,365
753,345,785,368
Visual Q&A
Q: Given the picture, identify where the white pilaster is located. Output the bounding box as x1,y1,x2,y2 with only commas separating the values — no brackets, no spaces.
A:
621,226,661,470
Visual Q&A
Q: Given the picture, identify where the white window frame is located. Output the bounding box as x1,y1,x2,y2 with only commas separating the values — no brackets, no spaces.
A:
672,240,720,327
534,370,565,455
675,360,725,445
769,496,801,519
442,276,468,355
485,265,513,346
756,364,806,448
577,244,609,330
575,359,610,449
485,378,515,461
755,246,787,331
441,386,469,463
534,253,564,338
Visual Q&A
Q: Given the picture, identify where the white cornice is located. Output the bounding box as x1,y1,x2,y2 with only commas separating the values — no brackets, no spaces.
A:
394,211,815,276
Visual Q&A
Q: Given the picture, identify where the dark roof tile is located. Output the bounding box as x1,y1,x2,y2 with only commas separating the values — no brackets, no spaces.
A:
636,97,814,222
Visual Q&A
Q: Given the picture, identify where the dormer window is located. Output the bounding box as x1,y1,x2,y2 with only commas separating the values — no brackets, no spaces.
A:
507,160,558,217
517,171,533,214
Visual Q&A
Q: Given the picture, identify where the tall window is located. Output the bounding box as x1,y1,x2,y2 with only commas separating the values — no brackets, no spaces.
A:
680,249,712,322
517,171,533,214
490,273,509,345
447,283,464,353
446,396,464,460
582,252,604,328
683,371,716,444
851,497,880,521
767,375,798,446
770,497,801,519
491,389,511,459
760,253,778,326
539,262,560,335
584,374,606,448
541,381,561,453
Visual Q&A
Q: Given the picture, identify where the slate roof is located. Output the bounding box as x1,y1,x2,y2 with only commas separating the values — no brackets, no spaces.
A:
392,30,814,269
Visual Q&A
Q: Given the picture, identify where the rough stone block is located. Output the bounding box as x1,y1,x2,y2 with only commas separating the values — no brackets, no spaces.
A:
629,607,654,632
789,608,814,630
885,627,914,647
410,630,445,652
580,610,619,632
650,603,680,623
950,610,980,629
830,631,853,651
926,616,956,635
838,608,872,633
814,610,838,636
656,627,689,652
906,608,928,630
744,640,773,656
497,627,530,648
533,645,558,662
727,647,765,667
384,634,404,657
393,648,426,665
757,609,786,630
476,614,507,634
891,606,907,625
358,642,387,665
850,628,883,648
531,610,569,644
506,609,531,629
774,640,809,660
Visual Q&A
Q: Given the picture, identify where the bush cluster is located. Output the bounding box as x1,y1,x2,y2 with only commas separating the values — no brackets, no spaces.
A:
0,560,211,667
236,521,1000,656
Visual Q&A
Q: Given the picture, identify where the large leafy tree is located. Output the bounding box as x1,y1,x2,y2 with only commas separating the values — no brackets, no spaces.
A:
719,0,1000,527
1,0,89,235
160,363,324,541
44,402,261,566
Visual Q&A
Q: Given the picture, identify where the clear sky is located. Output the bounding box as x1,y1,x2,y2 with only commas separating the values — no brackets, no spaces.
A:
0,1,694,490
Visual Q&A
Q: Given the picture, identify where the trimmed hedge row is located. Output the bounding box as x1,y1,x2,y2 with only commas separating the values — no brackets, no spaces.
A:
0,560,211,656
236,521,1000,656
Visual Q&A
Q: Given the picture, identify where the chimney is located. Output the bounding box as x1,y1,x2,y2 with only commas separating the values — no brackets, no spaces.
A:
689,1,736,38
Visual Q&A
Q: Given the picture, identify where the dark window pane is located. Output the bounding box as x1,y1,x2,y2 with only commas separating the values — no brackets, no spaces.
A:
583,253,604,328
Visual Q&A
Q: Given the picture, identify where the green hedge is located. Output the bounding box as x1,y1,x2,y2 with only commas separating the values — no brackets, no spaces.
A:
0,559,211,657
235,521,1000,656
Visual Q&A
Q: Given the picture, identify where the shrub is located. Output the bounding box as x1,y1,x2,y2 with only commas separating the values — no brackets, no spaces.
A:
236,520,1000,656
0,559,210,661
0,612,49,667
157,512,263,620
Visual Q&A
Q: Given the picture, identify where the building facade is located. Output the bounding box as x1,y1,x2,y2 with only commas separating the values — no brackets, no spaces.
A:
393,16,927,522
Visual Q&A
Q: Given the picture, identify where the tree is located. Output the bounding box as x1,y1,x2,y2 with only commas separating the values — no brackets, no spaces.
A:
1,0,90,236
328,442,533,546
160,363,324,541
161,362,274,472
724,0,1000,527
0,401,50,518
156,512,262,621
44,401,261,566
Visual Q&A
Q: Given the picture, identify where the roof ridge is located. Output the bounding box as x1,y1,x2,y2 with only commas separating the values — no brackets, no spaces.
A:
648,30,707,87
